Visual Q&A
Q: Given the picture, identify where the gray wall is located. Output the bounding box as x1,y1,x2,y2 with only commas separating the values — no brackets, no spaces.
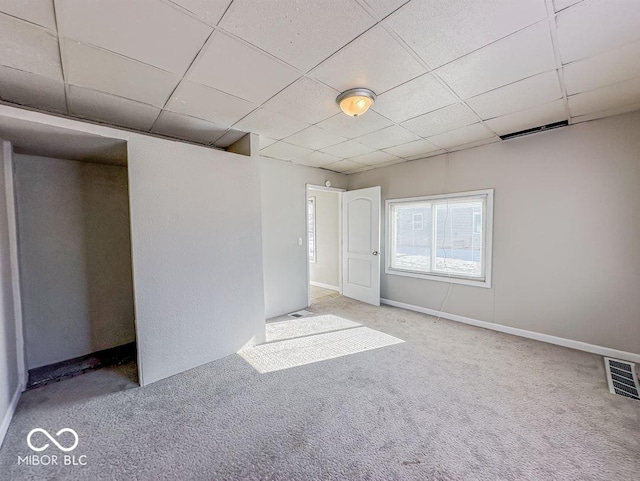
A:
260,157,346,319
0,141,19,443
348,111,640,355
128,139,266,385
309,189,340,288
14,154,135,369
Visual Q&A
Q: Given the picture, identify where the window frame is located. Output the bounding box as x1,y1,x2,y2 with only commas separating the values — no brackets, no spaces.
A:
307,196,317,263
385,189,494,288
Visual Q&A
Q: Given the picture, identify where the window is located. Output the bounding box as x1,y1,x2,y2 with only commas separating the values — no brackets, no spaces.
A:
308,196,316,263
386,189,493,288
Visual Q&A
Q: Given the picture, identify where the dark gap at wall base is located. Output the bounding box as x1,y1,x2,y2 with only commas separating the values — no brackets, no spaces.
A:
26,342,137,390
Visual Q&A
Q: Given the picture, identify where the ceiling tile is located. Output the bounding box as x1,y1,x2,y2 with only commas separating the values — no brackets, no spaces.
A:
259,136,278,150
293,151,342,168
373,73,458,123
386,0,547,68
62,40,180,108
213,129,246,148
346,164,376,174
427,123,495,149
219,0,375,72
405,149,446,161
0,0,56,30
166,80,257,126
323,159,367,173
467,71,562,120
556,0,640,64
349,150,401,165
320,140,374,158
447,136,500,152
262,77,340,124
382,139,440,158
436,22,556,99
310,25,426,94
0,65,66,112
344,163,378,175
401,103,479,137
188,31,300,104
167,0,231,26
554,0,582,12
356,125,420,149
67,86,161,131
261,141,313,161
151,110,227,144
56,0,212,74
485,99,567,136
358,0,410,18
563,40,640,95
374,158,407,168
234,109,308,140
0,13,62,80
568,78,640,118
316,111,393,138
284,126,347,151
570,100,640,125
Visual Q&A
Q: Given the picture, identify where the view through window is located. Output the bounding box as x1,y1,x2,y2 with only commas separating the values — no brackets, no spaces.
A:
387,190,493,286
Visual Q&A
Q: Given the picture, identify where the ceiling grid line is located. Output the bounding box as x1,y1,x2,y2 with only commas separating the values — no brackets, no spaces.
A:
544,0,572,122
51,0,69,115
1,0,639,172
148,27,218,134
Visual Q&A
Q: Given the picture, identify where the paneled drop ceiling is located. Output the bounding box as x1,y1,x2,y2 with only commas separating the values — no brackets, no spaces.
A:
0,0,639,173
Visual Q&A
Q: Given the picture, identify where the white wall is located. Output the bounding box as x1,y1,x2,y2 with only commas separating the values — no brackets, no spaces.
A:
348,111,640,356
260,157,346,318
0,141,20,445
0,104,266,386
309,189,340,289
13,155,135,369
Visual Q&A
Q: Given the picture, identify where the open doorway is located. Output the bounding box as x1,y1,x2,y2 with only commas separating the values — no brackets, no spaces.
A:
306,185,344,306
0,118,139,389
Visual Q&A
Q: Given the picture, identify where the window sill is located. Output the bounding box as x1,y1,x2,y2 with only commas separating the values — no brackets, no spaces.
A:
385,267,491,288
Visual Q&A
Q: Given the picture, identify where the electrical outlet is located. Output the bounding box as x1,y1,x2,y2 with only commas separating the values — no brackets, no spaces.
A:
297,237,303,246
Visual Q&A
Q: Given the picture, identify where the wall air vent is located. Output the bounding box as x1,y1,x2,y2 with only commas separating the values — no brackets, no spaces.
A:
499,120,569,140
604,358,640,401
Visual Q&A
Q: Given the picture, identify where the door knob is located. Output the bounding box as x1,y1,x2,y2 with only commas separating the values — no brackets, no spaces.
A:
372,251,378,256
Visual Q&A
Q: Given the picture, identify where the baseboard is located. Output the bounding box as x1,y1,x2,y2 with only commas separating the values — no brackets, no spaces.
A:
310,281,340,292
0,382,23,448
381,298,640,364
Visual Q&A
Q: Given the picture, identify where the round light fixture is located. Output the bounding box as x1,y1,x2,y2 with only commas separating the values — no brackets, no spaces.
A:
336,88,376,117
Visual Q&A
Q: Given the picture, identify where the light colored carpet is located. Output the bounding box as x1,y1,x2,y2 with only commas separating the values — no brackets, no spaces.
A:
1,296,639,480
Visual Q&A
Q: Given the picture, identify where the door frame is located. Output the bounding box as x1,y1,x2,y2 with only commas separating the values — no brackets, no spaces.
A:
305,184,345,308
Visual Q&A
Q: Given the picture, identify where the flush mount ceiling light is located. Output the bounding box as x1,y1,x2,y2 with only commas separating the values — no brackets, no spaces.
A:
336,88,376,117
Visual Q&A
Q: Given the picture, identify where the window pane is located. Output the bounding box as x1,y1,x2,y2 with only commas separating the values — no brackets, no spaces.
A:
391,203,432,272
308,198,316,262
433,200,483,278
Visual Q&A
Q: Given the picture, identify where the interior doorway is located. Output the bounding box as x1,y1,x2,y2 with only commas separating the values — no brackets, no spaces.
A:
306,185,343,306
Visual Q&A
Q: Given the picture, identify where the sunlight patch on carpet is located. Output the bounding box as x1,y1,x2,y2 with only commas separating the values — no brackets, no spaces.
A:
240,320,404,373
265,314,361,342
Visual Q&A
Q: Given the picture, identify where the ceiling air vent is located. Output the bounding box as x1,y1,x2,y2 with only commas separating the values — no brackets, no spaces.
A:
604,358,640,400
499,120,568,140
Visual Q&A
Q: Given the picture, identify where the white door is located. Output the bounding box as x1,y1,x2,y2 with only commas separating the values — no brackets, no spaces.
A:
342,186,381,306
